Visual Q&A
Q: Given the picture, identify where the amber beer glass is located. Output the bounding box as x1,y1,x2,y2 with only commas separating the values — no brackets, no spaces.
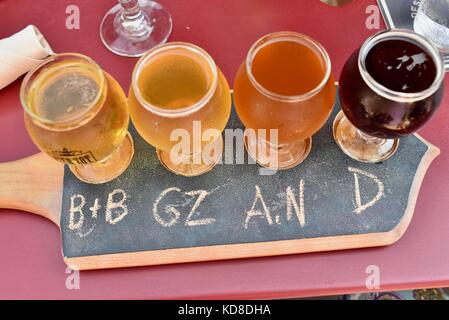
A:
334,29,445,163
128,42,231,176
21,53,134,184
234,32,336,170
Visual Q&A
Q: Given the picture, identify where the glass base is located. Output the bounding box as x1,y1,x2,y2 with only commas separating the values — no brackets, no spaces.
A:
333,110,399,163
69,132,134,184
244,130,312,170
100,0,172,57
156,136,223,177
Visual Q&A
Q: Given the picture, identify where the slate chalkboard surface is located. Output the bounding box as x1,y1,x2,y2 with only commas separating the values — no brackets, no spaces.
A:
60,94,439,270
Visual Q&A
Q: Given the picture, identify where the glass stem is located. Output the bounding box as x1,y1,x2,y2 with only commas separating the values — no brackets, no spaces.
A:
120,0,143,19
118,0,151,35
355,128,383,145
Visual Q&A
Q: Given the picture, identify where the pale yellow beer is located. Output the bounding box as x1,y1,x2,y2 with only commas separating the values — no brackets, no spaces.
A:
128,42,231,176
21,53,134,184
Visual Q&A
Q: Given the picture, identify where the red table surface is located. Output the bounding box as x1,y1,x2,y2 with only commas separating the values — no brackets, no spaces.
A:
1,0,449,300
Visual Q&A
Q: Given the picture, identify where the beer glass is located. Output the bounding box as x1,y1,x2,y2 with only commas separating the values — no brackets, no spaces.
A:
233,31,336,170
414,0,449,70
128,42,231,176
333,29,445,163
100,0,172,57
21,53,134,184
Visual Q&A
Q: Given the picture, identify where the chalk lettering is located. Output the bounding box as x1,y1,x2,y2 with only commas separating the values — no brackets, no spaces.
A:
185,190,215,226
69,194,85,230
105,189,128,225
286,180,305,227
349,167,384,214
89,198,100,219
275,215,281,225
153,188,216,227
244,185,273,229
153,187,182,227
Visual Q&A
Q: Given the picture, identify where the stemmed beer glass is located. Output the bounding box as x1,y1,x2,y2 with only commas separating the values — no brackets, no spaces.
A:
21,53,134,184
128,42,231,176
233,31,336,170
333,29,445,163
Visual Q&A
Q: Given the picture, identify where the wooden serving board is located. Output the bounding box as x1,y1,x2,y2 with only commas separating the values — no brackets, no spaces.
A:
0,97,440,270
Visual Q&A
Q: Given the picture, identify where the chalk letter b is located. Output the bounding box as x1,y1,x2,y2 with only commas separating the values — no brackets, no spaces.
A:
69,194,85,230
106,189,129,225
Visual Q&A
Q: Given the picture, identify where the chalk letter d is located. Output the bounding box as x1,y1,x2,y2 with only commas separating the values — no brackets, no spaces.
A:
349,167,384,214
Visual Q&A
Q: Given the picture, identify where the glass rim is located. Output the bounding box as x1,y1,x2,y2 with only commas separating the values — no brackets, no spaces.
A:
132,42,219,118
245,31,333,103
20,52,106,128
358,29,445,103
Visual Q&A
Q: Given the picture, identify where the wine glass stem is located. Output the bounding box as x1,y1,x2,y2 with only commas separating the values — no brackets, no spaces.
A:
118,0,152,36
120,0,143,19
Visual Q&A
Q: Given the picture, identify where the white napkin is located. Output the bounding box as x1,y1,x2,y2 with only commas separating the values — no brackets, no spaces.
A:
0,25,54,90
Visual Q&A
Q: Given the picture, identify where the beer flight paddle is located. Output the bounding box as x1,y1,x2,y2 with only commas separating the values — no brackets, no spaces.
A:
0,103,439,270
0,12,446,268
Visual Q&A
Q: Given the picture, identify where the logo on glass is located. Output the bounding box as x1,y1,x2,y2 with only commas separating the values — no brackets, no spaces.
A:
51,148,97,165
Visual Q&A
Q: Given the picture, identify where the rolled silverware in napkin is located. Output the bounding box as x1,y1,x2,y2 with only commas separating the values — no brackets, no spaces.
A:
0,25,53,90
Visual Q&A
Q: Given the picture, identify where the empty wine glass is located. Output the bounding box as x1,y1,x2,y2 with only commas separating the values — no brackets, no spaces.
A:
100,0,172,57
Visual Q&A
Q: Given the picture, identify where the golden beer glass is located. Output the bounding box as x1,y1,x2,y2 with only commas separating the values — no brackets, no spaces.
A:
21,53,134,184
128,42,231,176
234,32,336,170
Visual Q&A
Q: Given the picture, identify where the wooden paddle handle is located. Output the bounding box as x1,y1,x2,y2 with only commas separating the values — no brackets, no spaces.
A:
0,153,63,226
